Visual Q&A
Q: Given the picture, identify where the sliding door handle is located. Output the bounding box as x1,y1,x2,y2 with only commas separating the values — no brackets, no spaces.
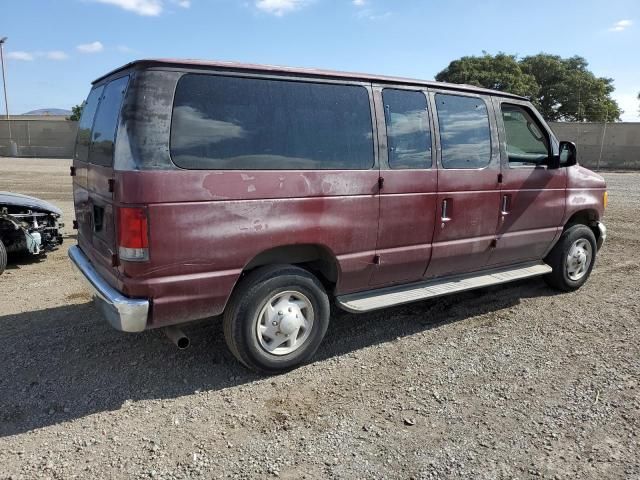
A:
501,194,511,215
441,199,452,227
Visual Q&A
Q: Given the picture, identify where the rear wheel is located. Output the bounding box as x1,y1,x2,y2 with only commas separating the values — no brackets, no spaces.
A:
0,240,6,275
223,265,330,374
544,224,597,291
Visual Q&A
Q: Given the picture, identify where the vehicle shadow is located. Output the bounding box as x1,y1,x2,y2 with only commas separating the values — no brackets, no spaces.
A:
0,278,560,437
5,252,47,270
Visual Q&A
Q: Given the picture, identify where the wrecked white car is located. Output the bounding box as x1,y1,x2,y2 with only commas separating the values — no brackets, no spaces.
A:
0,192,64,274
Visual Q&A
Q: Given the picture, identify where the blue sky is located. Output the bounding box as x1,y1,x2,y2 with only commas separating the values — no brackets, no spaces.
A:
1,0,639,120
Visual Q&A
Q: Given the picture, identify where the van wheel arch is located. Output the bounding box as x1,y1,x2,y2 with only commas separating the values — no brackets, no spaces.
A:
242,244,340,290
564,209,601,243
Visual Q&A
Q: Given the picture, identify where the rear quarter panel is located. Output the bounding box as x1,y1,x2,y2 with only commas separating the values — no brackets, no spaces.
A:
116,170,380,327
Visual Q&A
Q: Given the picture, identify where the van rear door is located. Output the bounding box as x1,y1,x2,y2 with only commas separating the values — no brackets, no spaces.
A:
73,75,130,271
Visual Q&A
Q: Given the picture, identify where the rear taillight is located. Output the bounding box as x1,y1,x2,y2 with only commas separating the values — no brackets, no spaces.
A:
118,207,149,262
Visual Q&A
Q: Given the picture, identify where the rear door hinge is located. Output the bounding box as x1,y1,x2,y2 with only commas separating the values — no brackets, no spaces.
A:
373,254,381,265
70,166,76,177
497,173,503,184
108,178,115,193
378,176,384,190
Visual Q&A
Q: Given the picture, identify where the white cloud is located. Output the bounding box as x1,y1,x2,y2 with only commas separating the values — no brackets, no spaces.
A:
45,51,69,60
116,45,136,53
357,8,391,21
255,0,309,16
76,41,104,53
7,50,70,61
609,19,633,32
174,0,190,7
352,1,391,21
7,50,69,62
7,51,34,61
93,0,163,16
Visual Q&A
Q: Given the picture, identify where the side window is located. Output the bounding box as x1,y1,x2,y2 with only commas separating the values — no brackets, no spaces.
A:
501,104,550,166
436,94,492,169
382,89,431,169
75,86,104,163
170,74,374,170
89,76,129,167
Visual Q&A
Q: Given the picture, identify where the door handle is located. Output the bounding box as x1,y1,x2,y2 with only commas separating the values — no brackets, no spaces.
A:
441,199,452,227
501,194,511,215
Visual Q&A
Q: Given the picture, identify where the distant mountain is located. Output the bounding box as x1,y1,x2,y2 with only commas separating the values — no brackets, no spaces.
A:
22,108,72,116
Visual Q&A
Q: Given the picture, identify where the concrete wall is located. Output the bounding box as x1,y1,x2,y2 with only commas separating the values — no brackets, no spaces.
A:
1,118,639,169
0,120,78,158
550,122,640,170
6,114,70,121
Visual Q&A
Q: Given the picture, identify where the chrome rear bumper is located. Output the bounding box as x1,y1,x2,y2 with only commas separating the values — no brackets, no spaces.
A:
68,245,149,332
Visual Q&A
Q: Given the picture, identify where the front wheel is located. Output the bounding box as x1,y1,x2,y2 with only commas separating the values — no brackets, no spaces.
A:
223,265,330,374
544,224,597,292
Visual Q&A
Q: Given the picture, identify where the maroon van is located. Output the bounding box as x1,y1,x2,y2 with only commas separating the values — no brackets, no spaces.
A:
69,59,607,373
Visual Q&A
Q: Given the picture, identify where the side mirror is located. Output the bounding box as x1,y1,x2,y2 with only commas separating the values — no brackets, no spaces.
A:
558,141,577,168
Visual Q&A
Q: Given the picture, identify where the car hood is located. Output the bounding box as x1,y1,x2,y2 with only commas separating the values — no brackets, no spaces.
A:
0,191,63,216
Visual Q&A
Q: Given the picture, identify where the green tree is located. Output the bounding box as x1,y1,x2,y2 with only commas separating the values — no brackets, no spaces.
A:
435,52,538,98
520,54,620,122
436,53,621,122
68,102,84,122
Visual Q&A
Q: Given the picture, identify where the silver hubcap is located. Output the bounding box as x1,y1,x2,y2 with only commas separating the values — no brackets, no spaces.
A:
566,238,593,281
256,291,314,356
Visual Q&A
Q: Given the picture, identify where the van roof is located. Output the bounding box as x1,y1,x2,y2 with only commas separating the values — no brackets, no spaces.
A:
93,58,528,101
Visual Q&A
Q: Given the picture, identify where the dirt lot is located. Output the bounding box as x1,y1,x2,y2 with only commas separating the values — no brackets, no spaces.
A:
0,158,638,479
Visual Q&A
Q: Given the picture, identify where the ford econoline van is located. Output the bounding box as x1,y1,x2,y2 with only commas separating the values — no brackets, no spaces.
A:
69,59,607,373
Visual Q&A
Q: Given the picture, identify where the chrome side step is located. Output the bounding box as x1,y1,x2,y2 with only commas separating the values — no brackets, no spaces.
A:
337,262,552,313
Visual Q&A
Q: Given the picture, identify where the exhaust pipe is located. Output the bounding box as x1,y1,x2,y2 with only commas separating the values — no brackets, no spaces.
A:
164,326,190,350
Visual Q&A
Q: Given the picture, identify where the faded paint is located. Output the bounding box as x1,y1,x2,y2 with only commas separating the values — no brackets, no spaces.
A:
71,60,608,331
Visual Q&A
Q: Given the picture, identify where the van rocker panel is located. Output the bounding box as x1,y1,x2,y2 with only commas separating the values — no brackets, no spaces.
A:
337,261,552,313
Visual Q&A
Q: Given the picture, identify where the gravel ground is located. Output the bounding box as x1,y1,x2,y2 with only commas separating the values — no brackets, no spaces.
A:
0,158,638,479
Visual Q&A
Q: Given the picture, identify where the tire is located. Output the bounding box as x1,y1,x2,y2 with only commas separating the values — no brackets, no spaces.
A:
223,264,331,374
0,240,6,275
544,224,597,292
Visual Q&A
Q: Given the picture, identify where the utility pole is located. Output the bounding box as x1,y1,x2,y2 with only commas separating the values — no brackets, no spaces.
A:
0,36,18,156
596,106,609,171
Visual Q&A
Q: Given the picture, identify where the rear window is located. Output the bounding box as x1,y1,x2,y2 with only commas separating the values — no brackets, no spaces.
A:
88,75,130,167
170,74,374,170
75,86,104,163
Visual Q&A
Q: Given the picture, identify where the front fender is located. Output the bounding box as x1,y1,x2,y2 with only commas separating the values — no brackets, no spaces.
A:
563,166,606,224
